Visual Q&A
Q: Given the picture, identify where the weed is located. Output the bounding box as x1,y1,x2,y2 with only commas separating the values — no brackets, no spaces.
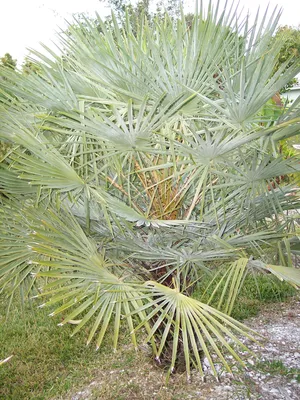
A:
256,360,300,382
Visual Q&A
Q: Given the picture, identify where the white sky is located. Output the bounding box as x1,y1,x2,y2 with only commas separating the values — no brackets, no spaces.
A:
0,0,300,65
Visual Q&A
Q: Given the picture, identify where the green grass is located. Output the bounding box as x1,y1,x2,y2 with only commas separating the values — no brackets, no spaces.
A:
0,297,119,400
256,360,300,383
192,272,297,320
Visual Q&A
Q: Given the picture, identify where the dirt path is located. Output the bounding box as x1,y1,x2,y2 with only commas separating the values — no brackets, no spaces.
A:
66,297,300,400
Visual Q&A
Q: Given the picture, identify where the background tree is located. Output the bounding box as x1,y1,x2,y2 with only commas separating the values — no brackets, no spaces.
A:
21,58,41,75
100,0,182,24
0,53,17,70
273,25,300,92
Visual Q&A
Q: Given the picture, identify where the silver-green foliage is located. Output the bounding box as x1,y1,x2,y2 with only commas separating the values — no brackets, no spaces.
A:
0,0,300,380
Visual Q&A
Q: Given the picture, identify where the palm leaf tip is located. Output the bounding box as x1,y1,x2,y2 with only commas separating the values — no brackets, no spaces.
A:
0,355,13,366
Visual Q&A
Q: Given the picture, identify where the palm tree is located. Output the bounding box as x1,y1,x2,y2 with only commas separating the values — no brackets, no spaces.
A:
0,0,300,380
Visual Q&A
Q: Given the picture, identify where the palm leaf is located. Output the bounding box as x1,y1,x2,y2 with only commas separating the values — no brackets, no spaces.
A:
133,280,259,380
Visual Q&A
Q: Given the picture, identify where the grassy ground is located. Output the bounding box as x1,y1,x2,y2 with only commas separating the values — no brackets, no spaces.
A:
0,274,297,400
255,360,300,383
0,299,120,399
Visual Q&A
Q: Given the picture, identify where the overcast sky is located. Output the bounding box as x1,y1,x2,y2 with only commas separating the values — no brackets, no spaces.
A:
1,0,300,65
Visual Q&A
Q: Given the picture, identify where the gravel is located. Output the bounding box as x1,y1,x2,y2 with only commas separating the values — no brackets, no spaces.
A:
202,297,300,400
